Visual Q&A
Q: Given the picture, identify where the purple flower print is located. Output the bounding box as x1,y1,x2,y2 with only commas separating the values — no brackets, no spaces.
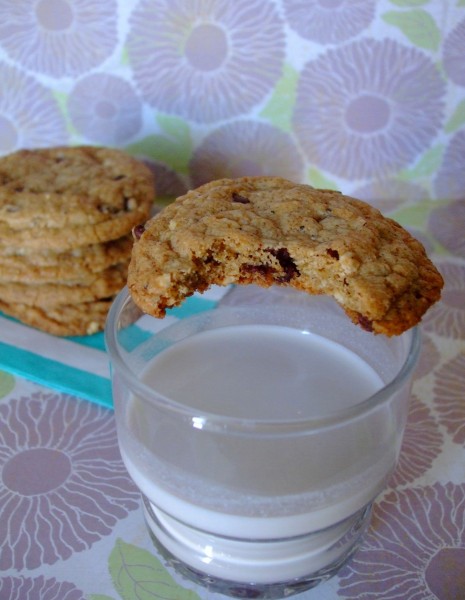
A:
433,352,465,445
190,120,304,187
405,227,435,255
414,333,440,381
434,130,465,201
283,0,375,44
0,0,118,78
68,74,142,145
423,262,465,339
0,392,139,570
428,198,465,258
293,39,445,180
443,17,465,87
127,0,284,123
144,160,189,199
0,63,67,155
389,395,443,488
0,576,85,600
338,483,465,599
352,179,429,214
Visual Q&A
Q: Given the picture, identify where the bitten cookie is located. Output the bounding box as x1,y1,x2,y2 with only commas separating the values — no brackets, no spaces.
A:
128,176,443,336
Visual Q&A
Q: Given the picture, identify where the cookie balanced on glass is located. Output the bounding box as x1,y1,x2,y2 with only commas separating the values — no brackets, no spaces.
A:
106,177,443,598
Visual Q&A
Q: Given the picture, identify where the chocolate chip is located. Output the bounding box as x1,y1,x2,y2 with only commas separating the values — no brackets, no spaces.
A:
113,174,125,181
326,248,339,260
357,314,374,332
203,253,220,266
232,193,250,204
266,247,300,282
242,264,275,277
133,224,145,239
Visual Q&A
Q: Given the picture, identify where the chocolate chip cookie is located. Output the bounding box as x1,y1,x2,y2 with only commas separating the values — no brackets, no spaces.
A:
0,264,128,307
0,297,114,336
0,235,132,283
128,176,443,336
0,146,154,230
0,146,154,251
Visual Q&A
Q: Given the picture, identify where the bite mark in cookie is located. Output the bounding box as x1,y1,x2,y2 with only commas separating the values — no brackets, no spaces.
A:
128,176,443,336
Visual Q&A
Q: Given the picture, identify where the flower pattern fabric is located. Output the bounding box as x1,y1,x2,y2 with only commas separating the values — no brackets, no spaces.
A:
0,0,460,204
433,352,465,445
68,74,142,145
443,17,465,87
0,391,139,570
0,63,67,154
0,0,118,78
127,0,284,123
434,131,465,201
0,1,464,598
145,160,189,198
423,262,465,338
0,576,85,600
414,333,440,381
283,0,375,44
352,179,430,214
338,484,465,599
293,38,445,180
189,120,304,186
389,395,443,488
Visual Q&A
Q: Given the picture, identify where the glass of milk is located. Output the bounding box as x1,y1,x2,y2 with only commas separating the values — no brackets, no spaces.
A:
105,286,420,598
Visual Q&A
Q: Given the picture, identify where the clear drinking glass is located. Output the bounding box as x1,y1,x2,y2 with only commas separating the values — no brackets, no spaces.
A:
105,286,420,599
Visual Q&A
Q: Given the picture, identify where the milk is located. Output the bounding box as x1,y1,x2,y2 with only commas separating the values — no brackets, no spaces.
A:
139,325,383,419
118,324,396,583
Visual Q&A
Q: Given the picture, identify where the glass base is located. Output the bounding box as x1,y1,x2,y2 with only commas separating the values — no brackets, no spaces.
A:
142,496,372,599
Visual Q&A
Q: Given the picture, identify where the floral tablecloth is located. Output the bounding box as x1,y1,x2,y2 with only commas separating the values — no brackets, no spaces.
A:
0,0,464,598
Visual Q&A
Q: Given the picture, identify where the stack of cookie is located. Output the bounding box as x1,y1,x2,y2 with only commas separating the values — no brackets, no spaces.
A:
0,146,154,336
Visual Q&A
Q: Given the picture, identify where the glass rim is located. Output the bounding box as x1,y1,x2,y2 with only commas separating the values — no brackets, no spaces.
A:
105,287,421,435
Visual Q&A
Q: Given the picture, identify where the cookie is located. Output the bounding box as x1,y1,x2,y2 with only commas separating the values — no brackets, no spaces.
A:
0,297,114,336
0,235,133,283
0,146,154,251
0,146,154,230
0,206,151,251
128,176,443,336
0,263,127,307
